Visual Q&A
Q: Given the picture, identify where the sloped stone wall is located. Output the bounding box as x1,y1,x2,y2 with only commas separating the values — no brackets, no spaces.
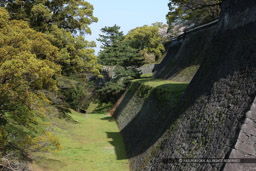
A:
113,80,188,159
114,1,256,170
153,20,218,82
133,0,256,170
138,64,155,76
224,97,256,171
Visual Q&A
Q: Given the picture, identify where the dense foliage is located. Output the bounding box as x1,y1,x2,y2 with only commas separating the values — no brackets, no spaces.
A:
0,8,61,167
125,25,165,62
1,0,102,115
0,0,101,76
167,0,222,28
97,25,143,103
0,0,101,168
0,0,97,34
58,76,93,112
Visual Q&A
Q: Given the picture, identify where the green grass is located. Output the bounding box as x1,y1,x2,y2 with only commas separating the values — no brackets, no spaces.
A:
30,110,129,171
29,78,188,171
171,65,200,82
131,78,189,92
140,73,153,78
129,78,189,108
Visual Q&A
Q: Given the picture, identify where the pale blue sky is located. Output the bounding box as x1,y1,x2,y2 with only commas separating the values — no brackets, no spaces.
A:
85,0,169,54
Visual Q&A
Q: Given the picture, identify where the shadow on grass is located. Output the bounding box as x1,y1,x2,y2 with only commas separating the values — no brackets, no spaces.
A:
101,116,114,122
106,132,128,160
90,103,113,114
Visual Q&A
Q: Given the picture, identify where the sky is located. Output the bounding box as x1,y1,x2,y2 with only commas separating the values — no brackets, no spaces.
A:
85,0,169,54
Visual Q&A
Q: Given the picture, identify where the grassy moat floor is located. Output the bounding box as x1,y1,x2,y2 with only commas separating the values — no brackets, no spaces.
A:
29,78,188,171
29,110,129,171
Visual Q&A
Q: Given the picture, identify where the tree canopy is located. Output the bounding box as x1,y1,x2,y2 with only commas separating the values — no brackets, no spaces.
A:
166,0,222,27
0,7,61,162
97,24,124,47
125,25,165,62
97,25,143,103
98,25,143,67
0,0,101,76
0,0,98,34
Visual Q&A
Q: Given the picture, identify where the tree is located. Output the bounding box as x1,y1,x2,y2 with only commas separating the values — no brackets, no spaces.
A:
1,0,102,115
0,0,98,34
0,0,101,76
166,0,222,28
124,25,165,62
46,25,102,75
98,25,143,67
97,25,143,103
0,8,61,164
97,24,124,47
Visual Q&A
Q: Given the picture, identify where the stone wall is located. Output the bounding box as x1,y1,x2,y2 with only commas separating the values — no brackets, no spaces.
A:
113,80,188,159
153,20,218,82
138,64,155,76
114,1,256,170
224,97,256,171
137,0,256,170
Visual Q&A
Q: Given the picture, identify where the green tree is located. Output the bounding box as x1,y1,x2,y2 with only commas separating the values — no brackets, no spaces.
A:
97,24,124,47
98,25,143,67
97,25,143,103
1,0,102,115
1,0,98,34
0,0,101,76
46,25,102,75
0,8,61,164
124,25,165,62
166,0,222,27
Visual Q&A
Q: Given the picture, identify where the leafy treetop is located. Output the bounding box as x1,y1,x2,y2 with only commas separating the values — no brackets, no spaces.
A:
166,0,222,28
97,24,124,47
97,25,143,67
0,7,61,159
1,0,101,76
1,0,98,34
125,25,165,62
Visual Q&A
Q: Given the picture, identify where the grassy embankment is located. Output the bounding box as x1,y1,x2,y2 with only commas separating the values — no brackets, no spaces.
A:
131,77,189,103
30,109,129,171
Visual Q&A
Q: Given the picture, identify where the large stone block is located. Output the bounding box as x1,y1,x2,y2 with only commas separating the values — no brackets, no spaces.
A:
235,140,255,156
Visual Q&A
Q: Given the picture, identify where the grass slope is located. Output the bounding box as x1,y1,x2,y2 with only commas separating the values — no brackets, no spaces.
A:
30,111,129,171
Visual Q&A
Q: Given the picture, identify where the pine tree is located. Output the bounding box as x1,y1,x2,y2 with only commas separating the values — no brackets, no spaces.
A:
97,25,143,103
98,25,144,67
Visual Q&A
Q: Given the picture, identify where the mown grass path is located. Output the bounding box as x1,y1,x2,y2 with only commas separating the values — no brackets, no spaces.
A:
30,111,129,171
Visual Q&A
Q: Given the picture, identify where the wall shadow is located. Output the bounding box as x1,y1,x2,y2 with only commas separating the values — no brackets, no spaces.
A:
106,132,128,160
117,20,256,171
112,81,142,119
117,82,188,158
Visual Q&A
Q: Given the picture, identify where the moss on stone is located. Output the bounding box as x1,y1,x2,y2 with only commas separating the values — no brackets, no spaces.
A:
171,65,200,82
130,78,188,105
